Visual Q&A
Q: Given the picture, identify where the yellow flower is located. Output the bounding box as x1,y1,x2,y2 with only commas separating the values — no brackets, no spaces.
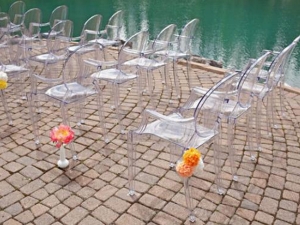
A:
0,71,8,90
183,147,201,167
0,80,7,90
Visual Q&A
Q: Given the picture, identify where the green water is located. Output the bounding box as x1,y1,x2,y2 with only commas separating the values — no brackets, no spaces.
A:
2,0,300,86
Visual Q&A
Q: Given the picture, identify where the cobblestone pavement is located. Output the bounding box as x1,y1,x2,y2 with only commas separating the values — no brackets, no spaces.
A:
1,49,300,225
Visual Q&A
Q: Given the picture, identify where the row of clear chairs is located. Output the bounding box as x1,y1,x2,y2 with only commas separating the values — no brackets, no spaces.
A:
82,19,199,134
1,4,299,222
24,17,199,159
126,34,300,222
0,3,124,131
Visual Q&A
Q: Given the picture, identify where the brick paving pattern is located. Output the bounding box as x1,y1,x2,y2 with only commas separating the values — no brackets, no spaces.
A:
1,48,300,225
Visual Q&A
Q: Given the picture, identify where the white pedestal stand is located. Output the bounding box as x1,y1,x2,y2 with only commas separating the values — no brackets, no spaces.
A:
57,144,69,168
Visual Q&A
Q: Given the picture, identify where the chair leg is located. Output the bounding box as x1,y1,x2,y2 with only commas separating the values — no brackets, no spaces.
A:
266,93,272,136
114,83,125,134
246,107,256,161
94,81,109,143
213,135,225,195
75,101,85,126
173,60,181,99
279,81,286,118
186,57,192,90
270,89,277,129
227,120,238,181
183,177,196,222
147,70,155,108
255,99,262,151
27,93,40,144
61,104,78,161
1,90,13,125
127,130,137,196
169,144,182,168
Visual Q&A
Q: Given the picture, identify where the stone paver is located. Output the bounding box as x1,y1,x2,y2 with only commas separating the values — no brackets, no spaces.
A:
1,47,300,225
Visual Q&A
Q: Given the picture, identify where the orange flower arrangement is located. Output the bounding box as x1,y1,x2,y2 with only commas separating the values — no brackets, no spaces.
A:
176,147,202,178
183,147,201,167
176,161,194,177
50,124,74,148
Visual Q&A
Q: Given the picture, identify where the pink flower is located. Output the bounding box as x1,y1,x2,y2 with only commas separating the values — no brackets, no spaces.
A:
50,124,74,148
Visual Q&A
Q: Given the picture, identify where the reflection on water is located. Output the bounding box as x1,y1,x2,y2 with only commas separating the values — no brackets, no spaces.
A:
2,0,300,87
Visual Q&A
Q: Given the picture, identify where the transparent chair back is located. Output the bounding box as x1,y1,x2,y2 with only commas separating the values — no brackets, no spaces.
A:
105,10,123,41
8,1,25,26
177,18,199,54
0,12,10,49
119,30,149,65
152,24,176,52
49,5,68,28
21,8,41,39
268,37,300,89
237,52,271,109
46,20,73,57
79,14,102,45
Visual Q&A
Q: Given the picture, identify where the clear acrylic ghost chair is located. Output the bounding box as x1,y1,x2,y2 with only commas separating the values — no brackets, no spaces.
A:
27,20,73,117
122,24,177,102
269,36,300,121
27,43,106,160
223,52,273,182
85,30,149,134
128,71,240,222
40,5,68,38
28,19,73,68
11,8,42,66
91,10,124,59
0,12,29,101
248,37,300,150
68,14,102,55
8,1,26,34
188,51,272,182
156,18,199,98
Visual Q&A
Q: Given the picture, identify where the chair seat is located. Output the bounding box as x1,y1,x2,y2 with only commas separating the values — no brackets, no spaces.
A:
45,82,96,103
156,50,189,59
91,68,137,84
68,45,95,54
123,57,166,69
142,113,216,148
90,38,120,47
0,65,28,73
31,53,68,63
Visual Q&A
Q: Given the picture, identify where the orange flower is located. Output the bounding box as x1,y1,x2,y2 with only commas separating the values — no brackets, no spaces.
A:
176,161,194,177
50,124,74,148
183,147,201,167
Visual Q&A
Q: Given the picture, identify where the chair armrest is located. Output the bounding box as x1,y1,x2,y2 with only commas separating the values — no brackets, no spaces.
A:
134,109,194,134
84,58,118,68
144,109,194,123
31,73,63,83
71,36,81,42
39,22,50,27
